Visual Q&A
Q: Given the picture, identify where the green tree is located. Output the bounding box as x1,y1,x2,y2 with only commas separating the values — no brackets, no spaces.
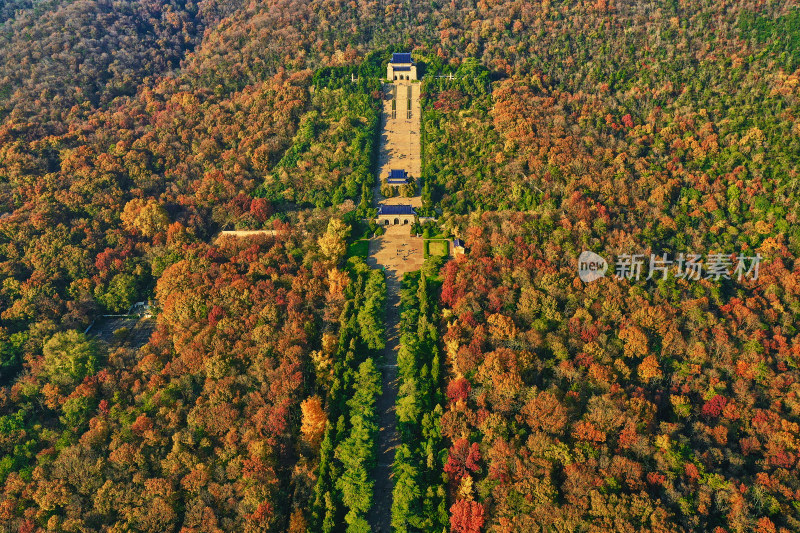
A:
335,359,380,525
42,330,100,388
392,444,423,532
96,273,139,313
357,271,386,350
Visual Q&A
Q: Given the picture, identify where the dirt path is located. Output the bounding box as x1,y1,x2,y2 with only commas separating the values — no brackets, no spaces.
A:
366,269,401,533
367,81,424,532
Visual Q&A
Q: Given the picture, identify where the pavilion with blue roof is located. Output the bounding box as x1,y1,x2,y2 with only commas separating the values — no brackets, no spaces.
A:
387,52,417,81
387,169,409,185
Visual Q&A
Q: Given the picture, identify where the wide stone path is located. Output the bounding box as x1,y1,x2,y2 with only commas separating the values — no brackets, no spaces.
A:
367,80,424,532
374,81,422,208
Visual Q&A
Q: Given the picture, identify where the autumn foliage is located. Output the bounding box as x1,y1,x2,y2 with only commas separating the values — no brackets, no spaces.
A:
436,211,800,532
0,0,798,531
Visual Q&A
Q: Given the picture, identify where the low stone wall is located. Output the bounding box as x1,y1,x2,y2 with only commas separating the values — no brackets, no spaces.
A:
218,229,280,237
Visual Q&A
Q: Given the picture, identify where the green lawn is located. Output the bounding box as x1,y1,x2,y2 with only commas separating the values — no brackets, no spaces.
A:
424,239,449,258
347,239,370,260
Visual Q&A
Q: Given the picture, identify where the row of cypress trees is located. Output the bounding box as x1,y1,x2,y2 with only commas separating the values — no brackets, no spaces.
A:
391,272,449,532
310,259,386,532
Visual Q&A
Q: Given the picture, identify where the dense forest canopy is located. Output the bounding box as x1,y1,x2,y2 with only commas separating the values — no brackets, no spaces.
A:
0,0,798,531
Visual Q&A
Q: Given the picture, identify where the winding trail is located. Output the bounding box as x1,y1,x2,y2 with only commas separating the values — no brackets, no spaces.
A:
367,79,423,532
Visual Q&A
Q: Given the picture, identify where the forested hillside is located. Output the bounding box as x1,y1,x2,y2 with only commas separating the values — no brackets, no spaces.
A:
438,212,799,532
0,0,798,531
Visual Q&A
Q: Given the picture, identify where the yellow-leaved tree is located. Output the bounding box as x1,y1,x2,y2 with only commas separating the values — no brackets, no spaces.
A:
121,198,170,237
300,395,327,448
317,218,350,264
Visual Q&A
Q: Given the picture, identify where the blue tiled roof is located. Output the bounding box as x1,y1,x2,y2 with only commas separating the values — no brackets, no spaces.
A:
392,66,411,72
453,239,465,247
392,53,412,64
388,169,407,182
378,204,415,216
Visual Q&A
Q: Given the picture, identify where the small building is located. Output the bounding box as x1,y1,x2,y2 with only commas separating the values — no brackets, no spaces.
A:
128,301,153,318
453,239,466,255
387,169,409,185
387,53,417,81
376,204,416,225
